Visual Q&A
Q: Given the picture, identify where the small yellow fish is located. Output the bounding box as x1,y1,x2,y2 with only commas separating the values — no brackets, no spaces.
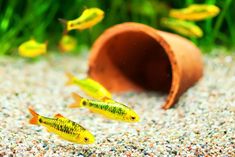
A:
161,18,203,38
66,72,112,100
170,4,220,21
59,8,104,32
68,93,140,123
28,107,95,144
58,35,77,52
18,39,47,58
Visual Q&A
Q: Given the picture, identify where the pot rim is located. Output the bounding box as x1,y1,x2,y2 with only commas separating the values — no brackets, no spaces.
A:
89,22,183,109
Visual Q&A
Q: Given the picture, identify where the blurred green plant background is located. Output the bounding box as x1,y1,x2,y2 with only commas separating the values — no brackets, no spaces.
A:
0,0,234,56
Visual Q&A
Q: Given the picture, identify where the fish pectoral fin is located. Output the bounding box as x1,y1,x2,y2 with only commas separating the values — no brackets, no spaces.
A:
54,113,65,118
46,128,53,133
89,109,96,113
75,133,80,140
89,108,102,114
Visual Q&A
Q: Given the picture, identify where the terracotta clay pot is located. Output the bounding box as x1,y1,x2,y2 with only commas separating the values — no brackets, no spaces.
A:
88,22,203,109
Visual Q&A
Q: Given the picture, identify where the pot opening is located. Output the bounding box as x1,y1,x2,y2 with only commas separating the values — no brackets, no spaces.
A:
106,31,172,93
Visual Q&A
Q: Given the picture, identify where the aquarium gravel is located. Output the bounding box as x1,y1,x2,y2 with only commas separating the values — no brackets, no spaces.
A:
0,53,234,157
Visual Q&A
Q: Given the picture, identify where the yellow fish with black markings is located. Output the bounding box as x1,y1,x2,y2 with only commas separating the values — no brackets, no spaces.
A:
68,93,140,123
28,107,95,144
18,39,47,58
66,72,112,100
58,35,77,52
59,8,104,32
161,18,203,38
170,4,220,21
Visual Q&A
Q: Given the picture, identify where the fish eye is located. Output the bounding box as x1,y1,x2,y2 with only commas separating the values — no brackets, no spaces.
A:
131,116,136,120
82,101,87,106
84,137,89,142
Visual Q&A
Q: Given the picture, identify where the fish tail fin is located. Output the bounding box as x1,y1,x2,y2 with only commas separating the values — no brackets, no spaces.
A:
43,40,48,53
58,18,68,34
45,40,49,47
28,107,39,125
65,72,75,86
68,92,82,108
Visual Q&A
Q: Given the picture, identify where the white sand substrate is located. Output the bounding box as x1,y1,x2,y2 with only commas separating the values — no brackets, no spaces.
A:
0,52,234,157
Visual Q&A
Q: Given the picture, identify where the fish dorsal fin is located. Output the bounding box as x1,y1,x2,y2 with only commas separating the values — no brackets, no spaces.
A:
101,97,114,102
54,113,65,118
82,6,88,12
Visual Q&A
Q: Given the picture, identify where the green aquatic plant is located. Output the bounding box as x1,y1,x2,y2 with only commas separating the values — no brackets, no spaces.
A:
0,0,234,55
